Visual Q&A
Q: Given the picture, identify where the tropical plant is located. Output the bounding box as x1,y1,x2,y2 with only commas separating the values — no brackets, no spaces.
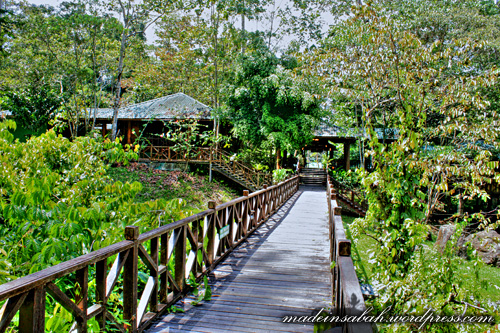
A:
0,120,189,281
272,168,292,184
225,50,324,168
312,3,500,331
159,119,206,171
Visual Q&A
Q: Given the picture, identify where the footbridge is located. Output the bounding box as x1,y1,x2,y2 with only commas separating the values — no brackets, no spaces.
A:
0,177,372,333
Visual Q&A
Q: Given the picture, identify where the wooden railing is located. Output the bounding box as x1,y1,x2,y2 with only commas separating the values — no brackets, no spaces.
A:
329,177,368,214
141,146,212,163
327,176,373,333
139,146,272,191
0,177,299,332
212,149,272,190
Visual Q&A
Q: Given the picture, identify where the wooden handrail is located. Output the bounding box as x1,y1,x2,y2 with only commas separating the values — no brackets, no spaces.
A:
139,146,273,190
0,241,133,303
0,176,300,332
213,149,272,189
326,176,373,333
330,177,368,212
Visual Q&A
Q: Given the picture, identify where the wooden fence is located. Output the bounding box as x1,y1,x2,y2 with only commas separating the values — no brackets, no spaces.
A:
211,149,273,190
329,177,368,216
141,146,212,163
327,176,373,333
0,177,299,333
139,146,272,190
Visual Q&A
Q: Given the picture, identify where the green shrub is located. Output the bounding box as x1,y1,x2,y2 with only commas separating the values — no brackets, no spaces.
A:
0,120,189,281
273,168,292,184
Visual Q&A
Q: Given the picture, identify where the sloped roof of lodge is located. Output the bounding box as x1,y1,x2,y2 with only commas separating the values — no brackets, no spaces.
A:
314,123,353,138
314,122,398,141
91,93,212,121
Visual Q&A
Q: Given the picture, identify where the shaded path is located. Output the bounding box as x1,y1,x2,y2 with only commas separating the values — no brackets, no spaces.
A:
147,186,332,333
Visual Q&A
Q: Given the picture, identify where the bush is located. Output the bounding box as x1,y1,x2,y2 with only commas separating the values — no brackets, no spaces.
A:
273,168,292,184
0,120,189,281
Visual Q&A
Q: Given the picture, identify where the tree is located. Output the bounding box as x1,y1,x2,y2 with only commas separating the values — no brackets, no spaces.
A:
4,82,62,134
108,0,177,140
0,5,15,57
375,0,500,68
225,50,323,167
0,2,131,137
313,4,499,329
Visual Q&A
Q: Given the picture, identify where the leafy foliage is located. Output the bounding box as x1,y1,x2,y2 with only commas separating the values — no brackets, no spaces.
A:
313,3,500,330
0,1,146,136
159,119,205,170
226,50,323,152
0,7,15,57
0,120,189,281
3,82,62,133
272,168,292,184
330,169,359,189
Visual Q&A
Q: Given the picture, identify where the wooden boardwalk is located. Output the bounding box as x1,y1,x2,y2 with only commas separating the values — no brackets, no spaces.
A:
148,186,332,333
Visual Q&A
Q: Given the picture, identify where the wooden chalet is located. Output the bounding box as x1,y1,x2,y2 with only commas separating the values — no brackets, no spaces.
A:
91,92,214,145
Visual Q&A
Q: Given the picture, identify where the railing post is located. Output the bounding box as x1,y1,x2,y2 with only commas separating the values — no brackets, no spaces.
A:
95,259,107,331
242,191,249,234
124,226,139,332
75,266,88,332
263,185,269,217
150,237,159,312
174,226,186,293
197,217,205,275
207,200,217,267
19,287,45,333
227,207,234,248
160,233,168,304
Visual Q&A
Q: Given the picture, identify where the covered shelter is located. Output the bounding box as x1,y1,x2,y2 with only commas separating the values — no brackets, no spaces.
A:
92,92,213,145
304,124,398,170
304,123,357,170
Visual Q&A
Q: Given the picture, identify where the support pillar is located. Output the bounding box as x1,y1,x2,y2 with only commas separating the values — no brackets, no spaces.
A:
126,120,132,145
344,142,351,170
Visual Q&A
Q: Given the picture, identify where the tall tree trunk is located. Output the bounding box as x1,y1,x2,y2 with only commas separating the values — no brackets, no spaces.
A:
213,7,219,108
267,0,276,49
241,0,246,54
111,31,128,140
276,147,281,169
458,193,464,216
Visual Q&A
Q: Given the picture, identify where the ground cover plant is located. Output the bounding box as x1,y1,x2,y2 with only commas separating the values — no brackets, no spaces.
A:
107,162,238,212
0,118,243,330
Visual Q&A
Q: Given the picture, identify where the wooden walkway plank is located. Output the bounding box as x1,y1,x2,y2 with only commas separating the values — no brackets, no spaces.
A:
147,186,332,333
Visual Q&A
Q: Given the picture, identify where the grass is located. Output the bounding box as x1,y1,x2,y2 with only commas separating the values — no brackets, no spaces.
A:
342,215,377,282
342,214,500,303
107,163,239,212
